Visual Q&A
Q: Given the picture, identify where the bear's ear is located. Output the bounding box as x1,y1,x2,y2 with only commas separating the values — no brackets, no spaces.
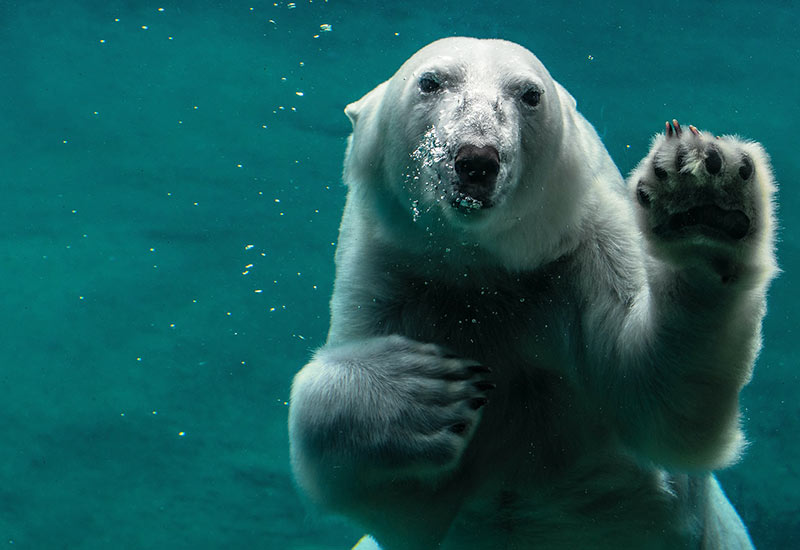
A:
345,81,389,128
344,99,361,126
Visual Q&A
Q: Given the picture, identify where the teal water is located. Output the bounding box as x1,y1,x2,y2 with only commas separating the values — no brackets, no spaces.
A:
1,1,797,548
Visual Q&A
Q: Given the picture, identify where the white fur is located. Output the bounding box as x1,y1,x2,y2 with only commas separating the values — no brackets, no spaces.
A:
289,37,777,549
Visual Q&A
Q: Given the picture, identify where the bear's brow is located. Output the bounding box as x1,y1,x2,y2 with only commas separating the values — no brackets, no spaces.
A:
502,74,544,91
415,60,466,80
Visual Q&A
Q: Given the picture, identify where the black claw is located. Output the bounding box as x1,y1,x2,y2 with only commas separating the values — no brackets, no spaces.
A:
654,164,668,180
449,422,468,434
704,147,722,175
473,381,497,392
468,364,492,374
468,397,489,410
636,181,651,208
739,155,754,180
672,119,683,136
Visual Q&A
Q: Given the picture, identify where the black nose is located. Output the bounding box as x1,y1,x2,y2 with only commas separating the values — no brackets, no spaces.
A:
455,145,500,187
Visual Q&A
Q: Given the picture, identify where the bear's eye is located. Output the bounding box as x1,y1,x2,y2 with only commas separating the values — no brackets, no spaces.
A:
418,75,441,94
521,88,542,107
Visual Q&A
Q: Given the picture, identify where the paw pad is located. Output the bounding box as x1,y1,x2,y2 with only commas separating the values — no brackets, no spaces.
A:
739,156,753,181
675,147,687,172
704,147,722,175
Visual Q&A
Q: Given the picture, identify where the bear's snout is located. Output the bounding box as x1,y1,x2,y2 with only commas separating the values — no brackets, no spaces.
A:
454,144,500,190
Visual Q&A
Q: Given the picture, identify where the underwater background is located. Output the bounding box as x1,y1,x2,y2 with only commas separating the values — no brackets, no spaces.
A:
1,1,797,548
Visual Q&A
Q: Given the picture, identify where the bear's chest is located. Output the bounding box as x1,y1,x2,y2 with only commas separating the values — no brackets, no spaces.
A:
371,268,577,369
372,270,591,472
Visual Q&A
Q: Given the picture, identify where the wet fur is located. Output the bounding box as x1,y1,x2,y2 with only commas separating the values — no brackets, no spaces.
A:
289,38,776,549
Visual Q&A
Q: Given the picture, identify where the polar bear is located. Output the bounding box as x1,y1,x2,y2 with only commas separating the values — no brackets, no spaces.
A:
288,37,777,549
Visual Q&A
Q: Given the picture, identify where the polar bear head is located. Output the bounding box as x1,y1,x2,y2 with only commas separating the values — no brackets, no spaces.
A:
343,37,599,269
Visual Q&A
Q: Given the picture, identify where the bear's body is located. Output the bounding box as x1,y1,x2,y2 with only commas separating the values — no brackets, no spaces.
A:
289,38,776,549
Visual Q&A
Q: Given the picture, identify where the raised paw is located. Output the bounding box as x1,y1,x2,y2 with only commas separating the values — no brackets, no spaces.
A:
634,119,765,242
629,120,776,281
